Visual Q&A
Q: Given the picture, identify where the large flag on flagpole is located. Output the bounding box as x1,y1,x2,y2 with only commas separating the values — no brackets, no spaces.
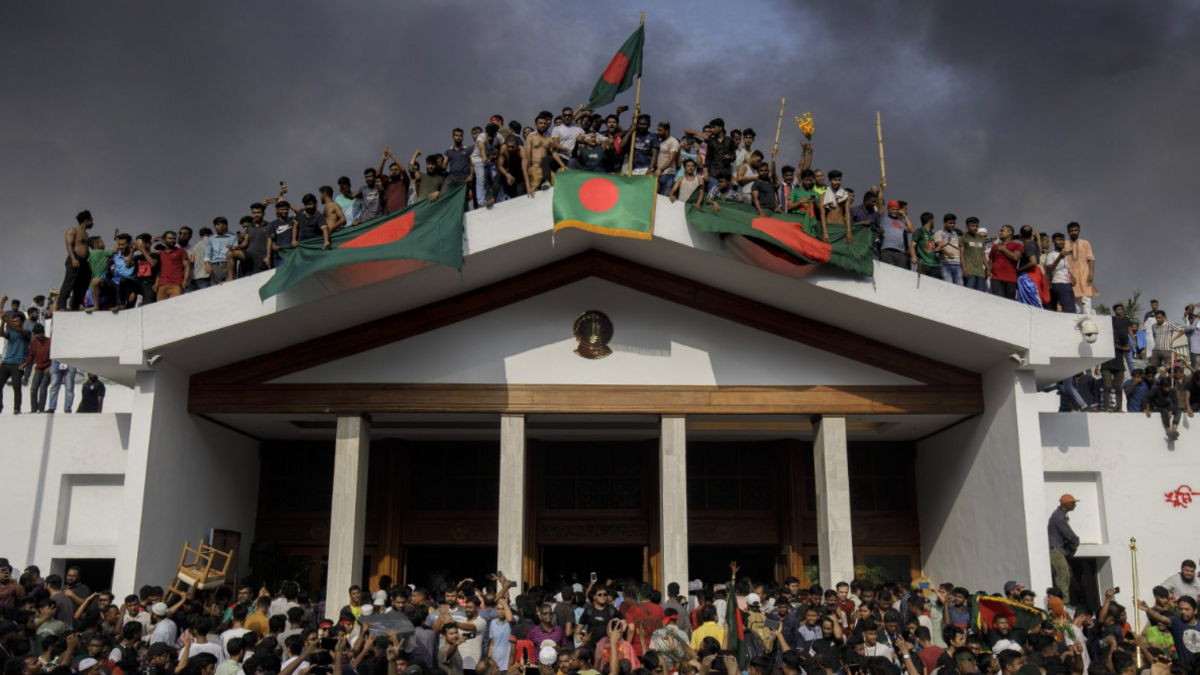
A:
585,24,645,110
258,184,467,300
552,169,656,240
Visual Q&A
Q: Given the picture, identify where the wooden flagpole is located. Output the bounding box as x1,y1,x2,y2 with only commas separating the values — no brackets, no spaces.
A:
772,97,786,158
627,11,644,177
876,111,886,183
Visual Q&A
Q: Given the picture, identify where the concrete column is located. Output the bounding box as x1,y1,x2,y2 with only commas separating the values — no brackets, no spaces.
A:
327,414,371,601
660,415,689,594
812,415,854,588
497,414,526,583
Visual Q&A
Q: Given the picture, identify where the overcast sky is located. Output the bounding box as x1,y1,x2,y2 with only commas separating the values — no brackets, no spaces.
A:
2,1,1198,320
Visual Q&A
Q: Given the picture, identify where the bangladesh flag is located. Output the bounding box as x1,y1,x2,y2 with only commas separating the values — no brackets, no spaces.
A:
552,169,656,240
725,588,746,668
258,184,467,301
585,24,644,110
685,198,875,276
971,594,1046,646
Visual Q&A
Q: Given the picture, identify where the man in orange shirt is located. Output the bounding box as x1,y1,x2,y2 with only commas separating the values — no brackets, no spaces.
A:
1064,221,1097,315
244,595,271,638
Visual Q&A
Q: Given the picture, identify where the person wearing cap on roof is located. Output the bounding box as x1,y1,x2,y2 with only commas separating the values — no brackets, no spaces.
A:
1048,494,1081,603
875,195,913,270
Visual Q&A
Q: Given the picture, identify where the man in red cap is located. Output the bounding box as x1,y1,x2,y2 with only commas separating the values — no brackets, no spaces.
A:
1048,494,1081,602
876,196,913,269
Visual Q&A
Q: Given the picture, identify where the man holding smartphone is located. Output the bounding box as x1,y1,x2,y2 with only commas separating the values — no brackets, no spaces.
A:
576,585,620,646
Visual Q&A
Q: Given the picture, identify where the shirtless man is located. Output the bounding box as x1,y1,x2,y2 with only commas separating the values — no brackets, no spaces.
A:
822,170,852,243
524,111,560,193
318,186,347,250
58,210,95,311
498,134,529,199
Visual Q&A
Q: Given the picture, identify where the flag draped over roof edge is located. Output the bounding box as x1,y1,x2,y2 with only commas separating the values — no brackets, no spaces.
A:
585,24,645,110
258,184,466,301
552,169,656,240
685,198,875,276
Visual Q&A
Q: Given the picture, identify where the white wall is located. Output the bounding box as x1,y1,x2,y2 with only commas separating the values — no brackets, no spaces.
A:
113,363,260,596
273,277,918,387
0,377,133,413
916,363,1051,594
0,413,129,570
1041,412,1200,602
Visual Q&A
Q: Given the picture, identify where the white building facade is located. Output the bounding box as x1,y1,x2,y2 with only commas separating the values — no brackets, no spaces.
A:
3,194,1187,609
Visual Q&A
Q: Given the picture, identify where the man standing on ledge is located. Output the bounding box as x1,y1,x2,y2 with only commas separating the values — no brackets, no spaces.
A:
1048,494,1080,602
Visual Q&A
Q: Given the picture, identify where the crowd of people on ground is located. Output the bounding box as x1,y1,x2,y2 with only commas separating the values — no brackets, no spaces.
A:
4,554,1200,675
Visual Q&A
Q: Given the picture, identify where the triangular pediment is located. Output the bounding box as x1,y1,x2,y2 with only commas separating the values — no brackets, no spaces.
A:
270,276,919,387
189,251,980,415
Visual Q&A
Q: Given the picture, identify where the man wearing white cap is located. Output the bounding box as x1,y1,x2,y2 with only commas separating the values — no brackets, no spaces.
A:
149,602,178,646
76,658,99,674
687,580,702,613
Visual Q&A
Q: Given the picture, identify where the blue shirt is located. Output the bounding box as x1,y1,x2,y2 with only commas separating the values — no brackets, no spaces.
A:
112,251,138,281
1125,379,1150,412
1184,320,1200,354
207,233,239,264
3,326,32,365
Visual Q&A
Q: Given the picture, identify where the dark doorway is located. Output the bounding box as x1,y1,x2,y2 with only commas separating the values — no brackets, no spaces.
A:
404,546,497,590
62,558,115,593
541,546,646,587
1069,556,1104,612
688,546,777,586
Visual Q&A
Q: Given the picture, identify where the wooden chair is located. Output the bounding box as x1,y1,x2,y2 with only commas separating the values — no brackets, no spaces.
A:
163,539,234,603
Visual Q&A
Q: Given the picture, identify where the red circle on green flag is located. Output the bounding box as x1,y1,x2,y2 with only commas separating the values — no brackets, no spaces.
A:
602,53,630,84
579,177,619,213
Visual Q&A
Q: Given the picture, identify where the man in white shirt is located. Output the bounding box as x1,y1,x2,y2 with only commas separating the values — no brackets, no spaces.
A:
550,107,585,170
220,606,252,658
1162,560,1200,600
1043,232,1075,312
186,617,225,663
655,122,680,196
860,619,895,660
148,603,177,646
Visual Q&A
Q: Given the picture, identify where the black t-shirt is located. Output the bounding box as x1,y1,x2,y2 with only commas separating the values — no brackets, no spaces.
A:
705,135,736,177
579,604,621,642
133,250,158,282
296,212,324,242
753,180,778,210
1112,315,1133,338
1019,239,1039,270
244,222,274,259
78,380,106,413
270,218,297,253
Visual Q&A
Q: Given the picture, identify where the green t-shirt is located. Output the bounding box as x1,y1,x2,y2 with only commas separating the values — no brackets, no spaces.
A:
788,187,819,217
88,249,113,280
912,227,939,267
960,233,987,277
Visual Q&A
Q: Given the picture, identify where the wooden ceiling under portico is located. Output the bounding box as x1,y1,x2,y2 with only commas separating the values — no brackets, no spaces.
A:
188,250,982,415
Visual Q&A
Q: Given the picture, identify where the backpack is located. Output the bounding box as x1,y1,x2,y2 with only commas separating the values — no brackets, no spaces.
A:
744,611,775,654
